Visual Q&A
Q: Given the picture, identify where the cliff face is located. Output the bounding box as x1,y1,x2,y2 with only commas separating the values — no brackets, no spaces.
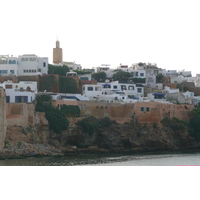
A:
2,117,200,158
58,120,200,153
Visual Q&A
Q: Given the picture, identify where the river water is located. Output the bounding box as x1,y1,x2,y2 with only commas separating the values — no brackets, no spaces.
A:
0,152,200,166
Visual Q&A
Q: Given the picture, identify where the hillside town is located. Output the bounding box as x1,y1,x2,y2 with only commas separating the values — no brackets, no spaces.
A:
0,40,200,106
0,40,200,156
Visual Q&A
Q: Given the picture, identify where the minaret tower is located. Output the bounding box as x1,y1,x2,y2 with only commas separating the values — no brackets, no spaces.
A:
53,40,63,64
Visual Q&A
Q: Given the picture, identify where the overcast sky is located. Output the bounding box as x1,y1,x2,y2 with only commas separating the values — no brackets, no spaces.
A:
1,0,200,75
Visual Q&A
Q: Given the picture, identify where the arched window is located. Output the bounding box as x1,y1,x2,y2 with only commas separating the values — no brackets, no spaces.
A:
128,86,134,90
26,86,31,91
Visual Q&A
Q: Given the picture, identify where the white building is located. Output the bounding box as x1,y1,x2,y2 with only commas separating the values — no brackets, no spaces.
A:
0,54,48,76
178,70,192,77
163,86,180,94
50,93,89,101
60,61,82,70
0,55,18,76
195,74,200,87
0,80,37,103
161,69,177,76
170,76,188,84
79,73,92,81
146,74,156,88
18,54,48,76
131,70,146,79
82,81,144,103
96,64,112,73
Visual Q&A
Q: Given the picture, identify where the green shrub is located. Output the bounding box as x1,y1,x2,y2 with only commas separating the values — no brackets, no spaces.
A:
45,106,69,133
35,95,52,112
161,117,188,131
48,64,69,76
77,116,112,136
98,117,112,127
61,105,80,118
189,113,200,140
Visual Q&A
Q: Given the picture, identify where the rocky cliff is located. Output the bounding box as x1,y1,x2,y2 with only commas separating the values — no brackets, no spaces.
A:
1,117,200,159
59,120,200,154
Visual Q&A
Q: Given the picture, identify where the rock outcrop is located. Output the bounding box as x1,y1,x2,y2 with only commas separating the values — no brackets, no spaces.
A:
1,118,200,158
59,120,200,154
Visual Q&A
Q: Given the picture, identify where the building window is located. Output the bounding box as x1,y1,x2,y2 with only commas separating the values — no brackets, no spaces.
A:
15,96,28,103
113,85,117,89
38,69,41,72
43,62,46,67
29,58,36,61
88,87,93,91
140,73,144,76
0,70,8,74
96,106,98,109
6,96,10,103
146,107,150,112
10,70,14,74
137,88,142,93
136,72,138,76
101,106,103,109
5,85,12,89
9,60,16,64
21,58,28,61
121,85,126,90
140,107,144,111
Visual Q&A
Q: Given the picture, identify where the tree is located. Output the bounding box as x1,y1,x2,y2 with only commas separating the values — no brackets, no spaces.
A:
130,78,146,83
156,73,164,83
112,70,132,81
48,64,69,76
35,95,69,133
45,106,69,133
35,94,52,112
73,69,91,75
61,105,80,118
189,107,200,140
92,72,107,82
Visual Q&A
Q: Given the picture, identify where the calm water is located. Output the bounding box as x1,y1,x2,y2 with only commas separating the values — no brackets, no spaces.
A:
1,152,200,166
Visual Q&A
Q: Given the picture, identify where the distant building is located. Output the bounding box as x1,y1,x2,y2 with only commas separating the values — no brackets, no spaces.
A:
0,80,37,103
53,40,63,64
0,54,48,76
18,54,48,76
0,55,18,76
96,66,110,73
146,74,156,88
61,61,82,70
